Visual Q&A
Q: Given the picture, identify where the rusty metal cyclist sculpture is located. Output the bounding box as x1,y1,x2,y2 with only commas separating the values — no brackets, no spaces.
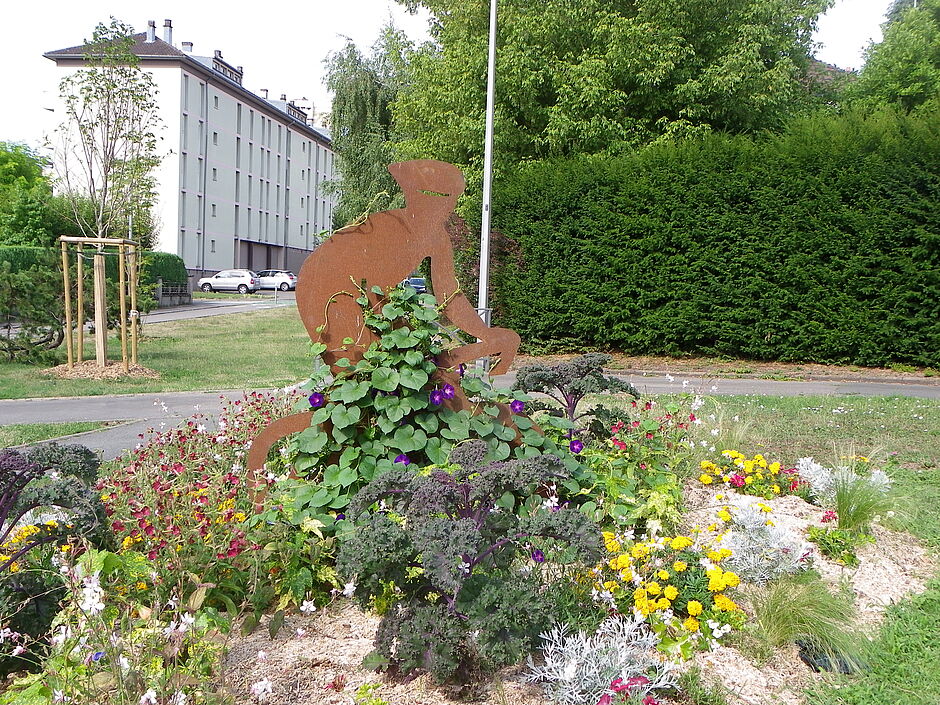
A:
246,160,521,488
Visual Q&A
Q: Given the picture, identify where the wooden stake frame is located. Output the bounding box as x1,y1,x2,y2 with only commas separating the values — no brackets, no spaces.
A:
59,237,140,370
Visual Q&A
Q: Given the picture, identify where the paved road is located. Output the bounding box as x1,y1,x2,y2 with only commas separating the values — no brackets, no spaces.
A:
142,293,295,324
2,372,937,461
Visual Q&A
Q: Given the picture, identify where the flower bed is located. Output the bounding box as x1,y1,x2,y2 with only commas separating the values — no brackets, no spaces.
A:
2,286,937,705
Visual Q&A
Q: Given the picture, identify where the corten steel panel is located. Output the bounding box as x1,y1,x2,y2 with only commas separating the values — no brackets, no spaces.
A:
246,160,526,506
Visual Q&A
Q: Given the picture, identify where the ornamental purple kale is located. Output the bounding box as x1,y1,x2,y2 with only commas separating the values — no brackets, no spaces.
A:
336,441,602,687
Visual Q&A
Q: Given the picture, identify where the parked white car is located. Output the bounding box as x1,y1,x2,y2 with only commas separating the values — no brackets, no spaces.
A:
256,269,298,291
197,269,260,294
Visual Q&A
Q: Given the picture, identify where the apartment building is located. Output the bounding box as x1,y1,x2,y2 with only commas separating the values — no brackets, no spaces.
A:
45,19,338,276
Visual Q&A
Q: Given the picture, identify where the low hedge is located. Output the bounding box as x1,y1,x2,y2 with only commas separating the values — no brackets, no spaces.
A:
488,109,940,367
0,247,187,285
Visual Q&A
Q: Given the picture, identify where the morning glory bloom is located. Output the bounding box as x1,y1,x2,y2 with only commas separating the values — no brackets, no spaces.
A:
531,549,545,563
430,389,445,406
308,392,325,408
569,439,584,454
510,400,525,414
394,454,411,465
442,383,456,400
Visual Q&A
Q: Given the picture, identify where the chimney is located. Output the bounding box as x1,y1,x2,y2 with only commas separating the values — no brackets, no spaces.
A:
163,19,173,45
236,66,243,73
182,41,193,53
261,89,268,99
214,49,223,59
146,20,156,43
280,93,287,101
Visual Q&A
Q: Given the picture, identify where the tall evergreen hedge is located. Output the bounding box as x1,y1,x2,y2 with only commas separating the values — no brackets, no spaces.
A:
490,110,940,367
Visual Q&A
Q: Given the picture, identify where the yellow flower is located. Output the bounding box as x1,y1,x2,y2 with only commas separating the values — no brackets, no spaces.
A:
657,569,671,581
719,548,732,559
699,474,714,485
714,594,738,611
683,617,700,632
233,512,247,523
121,536,136,550
673,560,688,573
633,588,648,603
707,569,725,592
772,485,781,494
631,543,650,559
646,582,661,596
769,462,781,474
617,554,632,570
722,571,740,588
135,581,148,591
687,600,703,616
717,509,732,522
670,536,693,551
608,557,621,571
743,460,755,474
603,532,621,554
664,585,679,601
656,597,672,611
744,475,754,485
603,580,618,591
620,569,633,582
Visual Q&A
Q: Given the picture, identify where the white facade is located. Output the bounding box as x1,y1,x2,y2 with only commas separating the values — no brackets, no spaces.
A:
46,21,338,276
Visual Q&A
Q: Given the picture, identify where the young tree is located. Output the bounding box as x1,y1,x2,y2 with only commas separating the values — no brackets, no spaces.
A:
53,18,162,243
324,24,413,228
0,142,54,246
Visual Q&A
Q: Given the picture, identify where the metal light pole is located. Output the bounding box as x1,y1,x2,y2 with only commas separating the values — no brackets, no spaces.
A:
477,0,498,327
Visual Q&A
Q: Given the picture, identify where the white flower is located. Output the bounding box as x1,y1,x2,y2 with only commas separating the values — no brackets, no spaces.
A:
119,655,130,672
180,613,196,630
710,428,720,436
169,691,187,705
295,628,307,638
79,573,105,615
52,690,70,703
342,581,356,598
257,650,268,661
710,385,719,392
682,380,690,388
458,560,471,574
250,678,274,701
196,424,207,433
665,373,674,382
541,495,559,511
140,691,158,705
300,600,317,615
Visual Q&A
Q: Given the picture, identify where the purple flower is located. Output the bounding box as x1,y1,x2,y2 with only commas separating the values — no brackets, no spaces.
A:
430,389,445,406
394,454,410,465
531,549,545,563
510,400,525,414
458,363,466,377
442,383,456,400
335,513,346,521
308,392,325,408
569,439,584,454
91,651,105,662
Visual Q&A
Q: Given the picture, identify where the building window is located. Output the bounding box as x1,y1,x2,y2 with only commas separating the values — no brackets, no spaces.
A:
180,154,187,189
236,104,242,133
212,167,217,181
182,115,188,150
235,172,241,202
210,239,216,252
213,95,219,109
234,205,240,236
211,203,217,217
249,110,254,139
302,141,306,153
183,75,189,111
236,137,241,168
212,131,218,146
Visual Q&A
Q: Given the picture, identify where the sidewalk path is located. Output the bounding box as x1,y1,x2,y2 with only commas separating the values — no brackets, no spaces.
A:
1,373,937,461
142,294,295,324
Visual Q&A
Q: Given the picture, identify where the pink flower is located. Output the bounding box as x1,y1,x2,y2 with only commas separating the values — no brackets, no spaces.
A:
730,474,746,488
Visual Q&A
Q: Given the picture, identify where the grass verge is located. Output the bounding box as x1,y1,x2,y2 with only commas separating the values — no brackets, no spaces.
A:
0,421,114,447
0,307,312,399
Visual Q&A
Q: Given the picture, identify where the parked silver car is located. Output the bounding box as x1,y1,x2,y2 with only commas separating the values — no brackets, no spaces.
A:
197,269,260,294
256,269,298,291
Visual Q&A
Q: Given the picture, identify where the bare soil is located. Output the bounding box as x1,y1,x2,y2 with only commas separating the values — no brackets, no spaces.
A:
44,360,161,380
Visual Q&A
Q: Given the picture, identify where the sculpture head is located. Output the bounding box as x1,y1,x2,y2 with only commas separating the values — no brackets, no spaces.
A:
389,160,465,212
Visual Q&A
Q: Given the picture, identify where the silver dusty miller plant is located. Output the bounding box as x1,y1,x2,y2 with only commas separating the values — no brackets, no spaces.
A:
724,503,811,585
796,457,891,506
526,615,676,705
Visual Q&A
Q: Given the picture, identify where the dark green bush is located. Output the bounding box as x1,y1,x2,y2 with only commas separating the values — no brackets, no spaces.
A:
488,109,940,367
140,251,187,285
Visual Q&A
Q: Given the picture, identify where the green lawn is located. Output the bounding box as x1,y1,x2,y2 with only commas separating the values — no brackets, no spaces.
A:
0,421,114,447
0,307,313,399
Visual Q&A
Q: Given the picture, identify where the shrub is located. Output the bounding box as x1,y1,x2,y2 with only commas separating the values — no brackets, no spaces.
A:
140,251,187,285
284,283,570,526
0,444,108,676
512,353,638,431
336,442,602,686
722,503,812,584
487,109,940,367
796,457,892,522
526,616,677,705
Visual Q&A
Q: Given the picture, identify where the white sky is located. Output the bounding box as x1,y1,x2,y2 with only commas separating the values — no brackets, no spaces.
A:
1,0,892,150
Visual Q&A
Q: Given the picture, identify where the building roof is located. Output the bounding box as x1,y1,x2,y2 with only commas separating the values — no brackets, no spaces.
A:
44,32,331,147
44,32,187,59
